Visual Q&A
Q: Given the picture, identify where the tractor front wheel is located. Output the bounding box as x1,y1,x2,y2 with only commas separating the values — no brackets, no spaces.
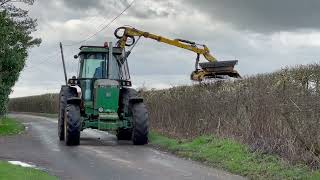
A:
64,104,81,146
132,103,149,145
58,94,66,141
58,86,77,141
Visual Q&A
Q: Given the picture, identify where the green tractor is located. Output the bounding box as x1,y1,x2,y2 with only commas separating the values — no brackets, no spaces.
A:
58,42,149,146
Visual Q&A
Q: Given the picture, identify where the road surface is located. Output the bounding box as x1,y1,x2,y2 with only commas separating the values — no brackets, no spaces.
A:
0,114,245,180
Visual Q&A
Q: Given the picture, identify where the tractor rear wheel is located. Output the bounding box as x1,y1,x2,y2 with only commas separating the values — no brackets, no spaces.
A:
58,86,77,141
116,128,132,140
132,103,149,145
64,104,81,146
119,88,138,115
117,88,137,141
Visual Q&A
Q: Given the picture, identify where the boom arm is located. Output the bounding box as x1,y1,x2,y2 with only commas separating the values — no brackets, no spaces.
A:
114,27,218,63
114,26,240,81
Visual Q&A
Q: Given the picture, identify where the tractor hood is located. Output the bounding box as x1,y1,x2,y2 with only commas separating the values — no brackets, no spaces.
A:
94,79,120,115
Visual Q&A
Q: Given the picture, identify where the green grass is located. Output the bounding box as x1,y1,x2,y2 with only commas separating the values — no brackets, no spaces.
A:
0,161,57,180
149,132,320,180
0,117,24,136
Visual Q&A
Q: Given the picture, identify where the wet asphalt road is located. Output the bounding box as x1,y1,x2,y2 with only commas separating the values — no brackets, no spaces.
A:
0,114,245,180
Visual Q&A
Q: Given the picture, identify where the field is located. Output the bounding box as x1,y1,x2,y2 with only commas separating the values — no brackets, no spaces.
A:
8,63,320,169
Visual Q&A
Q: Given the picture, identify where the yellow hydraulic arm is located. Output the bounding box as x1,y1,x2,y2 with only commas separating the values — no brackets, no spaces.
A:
114,26,240,81
115,26,218,63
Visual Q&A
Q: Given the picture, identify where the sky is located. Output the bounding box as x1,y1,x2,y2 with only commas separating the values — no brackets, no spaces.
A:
10,0,320,97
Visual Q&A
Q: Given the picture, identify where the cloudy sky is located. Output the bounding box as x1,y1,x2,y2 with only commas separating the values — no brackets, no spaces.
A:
11,0,320,97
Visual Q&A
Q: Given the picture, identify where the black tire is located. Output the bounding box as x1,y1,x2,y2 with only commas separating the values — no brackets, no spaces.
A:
58,86,72,141
132,103,149,145
119,88,138,116
58,94,66,141
116,128,132,140
58,86,77,141
116,88,137,141
64,104,81,146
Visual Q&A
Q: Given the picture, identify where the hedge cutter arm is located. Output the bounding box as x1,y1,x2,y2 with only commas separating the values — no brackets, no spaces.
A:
114,26,240,81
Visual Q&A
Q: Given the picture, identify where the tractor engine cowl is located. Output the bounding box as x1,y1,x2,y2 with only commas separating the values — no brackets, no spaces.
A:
93,79,120,120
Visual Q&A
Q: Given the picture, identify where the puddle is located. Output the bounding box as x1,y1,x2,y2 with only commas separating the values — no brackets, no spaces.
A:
8,161,36,168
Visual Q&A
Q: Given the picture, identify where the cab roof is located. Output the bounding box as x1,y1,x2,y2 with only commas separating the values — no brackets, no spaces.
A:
79,46,123,54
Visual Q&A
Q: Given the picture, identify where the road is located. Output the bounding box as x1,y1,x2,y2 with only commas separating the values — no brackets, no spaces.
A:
0,114,245,180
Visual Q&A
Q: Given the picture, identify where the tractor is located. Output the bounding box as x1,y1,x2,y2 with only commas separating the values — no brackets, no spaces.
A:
58,26,240,146
58,42,148,146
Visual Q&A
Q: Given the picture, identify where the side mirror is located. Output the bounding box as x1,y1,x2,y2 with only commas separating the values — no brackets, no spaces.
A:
74,55,78,59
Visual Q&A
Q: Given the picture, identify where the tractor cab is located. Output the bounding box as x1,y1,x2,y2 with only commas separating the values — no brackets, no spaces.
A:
58,42,149,146
75,44,132,124
77,44,131,81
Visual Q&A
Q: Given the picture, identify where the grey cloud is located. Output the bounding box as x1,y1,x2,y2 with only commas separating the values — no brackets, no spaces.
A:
129,8,169,19
185,0,320,33
63,0,104,10
60,0,171,19
30,0,85,22
128,0,174,19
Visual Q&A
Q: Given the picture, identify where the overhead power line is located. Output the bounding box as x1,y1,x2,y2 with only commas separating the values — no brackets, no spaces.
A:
63,0,137,47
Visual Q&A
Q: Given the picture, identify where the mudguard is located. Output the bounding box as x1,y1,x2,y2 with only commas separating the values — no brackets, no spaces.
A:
67,97,82,105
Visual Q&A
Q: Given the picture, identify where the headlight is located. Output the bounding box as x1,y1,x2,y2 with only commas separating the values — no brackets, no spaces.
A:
98,107,104,112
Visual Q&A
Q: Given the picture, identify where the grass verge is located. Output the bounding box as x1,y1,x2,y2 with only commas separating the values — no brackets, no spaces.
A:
0,161,57,180
0,117,24,136
149,132,320,180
